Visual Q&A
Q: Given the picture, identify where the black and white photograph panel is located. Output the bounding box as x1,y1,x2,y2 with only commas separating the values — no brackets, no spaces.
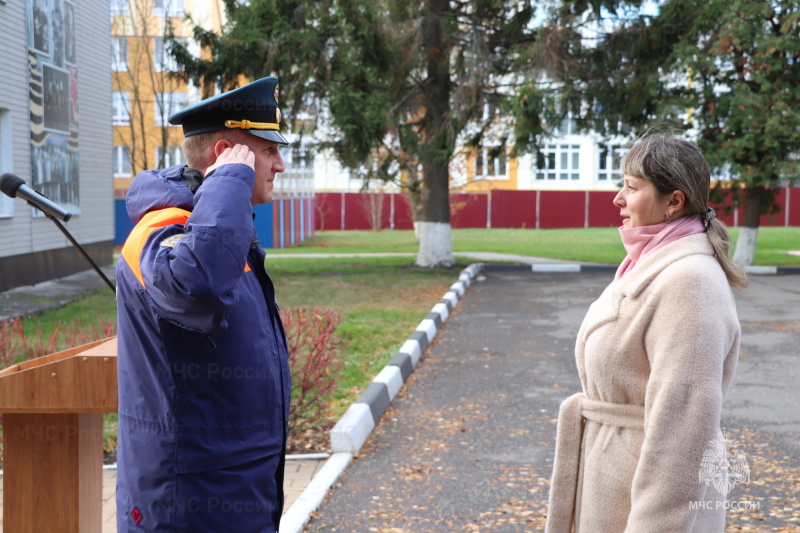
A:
43,64,71,134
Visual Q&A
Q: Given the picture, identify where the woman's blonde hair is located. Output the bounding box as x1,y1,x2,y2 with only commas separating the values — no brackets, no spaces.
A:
621,133,747,289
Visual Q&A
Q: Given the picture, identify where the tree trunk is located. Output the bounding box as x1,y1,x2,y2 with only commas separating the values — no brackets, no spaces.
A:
415,0,454,268
732,185,764,267
416,158,453,267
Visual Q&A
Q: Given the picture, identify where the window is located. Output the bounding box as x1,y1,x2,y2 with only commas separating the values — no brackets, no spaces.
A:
0,109,11,216
474,146,507,180
555,117,577,136
112,37,128,71
110,0,129,16
154,38,181,72
113,145,132,177
154,92,187,126
112,92,130,125
536,144,580,180
153,0,185,17
155,146,186,168
598,145,625,181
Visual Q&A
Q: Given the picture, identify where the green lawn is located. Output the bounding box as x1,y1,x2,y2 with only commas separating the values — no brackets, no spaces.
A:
271,227,800,266
20,289,117,345
730,227,800,267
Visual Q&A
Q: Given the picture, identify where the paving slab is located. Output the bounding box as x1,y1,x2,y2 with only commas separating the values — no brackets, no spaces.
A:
0,460,325,532
0,265,116,322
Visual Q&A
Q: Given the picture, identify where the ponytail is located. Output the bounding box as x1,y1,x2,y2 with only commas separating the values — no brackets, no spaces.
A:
706,217,748,290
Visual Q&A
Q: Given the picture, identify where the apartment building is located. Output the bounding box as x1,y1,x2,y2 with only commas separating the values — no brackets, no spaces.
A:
110,0,223,195
313,116,628,194
111,0,316,247
456,121,627,194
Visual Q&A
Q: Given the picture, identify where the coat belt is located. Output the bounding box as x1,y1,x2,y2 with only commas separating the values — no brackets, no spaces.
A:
545,392,645,533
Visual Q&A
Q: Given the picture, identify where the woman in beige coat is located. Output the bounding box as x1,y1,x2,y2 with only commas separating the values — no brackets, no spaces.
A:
545,134,747,533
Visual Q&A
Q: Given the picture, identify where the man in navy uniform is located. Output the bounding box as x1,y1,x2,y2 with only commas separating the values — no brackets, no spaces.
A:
115,77,291,532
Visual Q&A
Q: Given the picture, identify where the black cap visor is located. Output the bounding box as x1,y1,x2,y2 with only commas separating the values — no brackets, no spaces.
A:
245,129,290,146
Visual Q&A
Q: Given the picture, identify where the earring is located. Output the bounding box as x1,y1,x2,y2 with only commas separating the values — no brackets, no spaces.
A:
665,213,671,223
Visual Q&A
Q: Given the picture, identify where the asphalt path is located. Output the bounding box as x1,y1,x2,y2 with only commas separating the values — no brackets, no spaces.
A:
305,270,800,532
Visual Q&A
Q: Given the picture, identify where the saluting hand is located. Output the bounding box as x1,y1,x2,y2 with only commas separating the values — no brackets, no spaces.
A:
205,144,256,177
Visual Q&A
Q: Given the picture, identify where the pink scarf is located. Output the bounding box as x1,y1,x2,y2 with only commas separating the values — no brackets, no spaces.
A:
615,216,706,281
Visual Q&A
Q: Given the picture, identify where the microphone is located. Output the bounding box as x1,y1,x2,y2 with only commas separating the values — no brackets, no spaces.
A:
0,173,72,222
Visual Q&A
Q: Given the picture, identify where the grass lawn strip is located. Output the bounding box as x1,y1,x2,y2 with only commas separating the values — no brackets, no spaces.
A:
270,228,800,266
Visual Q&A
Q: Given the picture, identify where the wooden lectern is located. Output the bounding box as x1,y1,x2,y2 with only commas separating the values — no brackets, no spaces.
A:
0,337,117,533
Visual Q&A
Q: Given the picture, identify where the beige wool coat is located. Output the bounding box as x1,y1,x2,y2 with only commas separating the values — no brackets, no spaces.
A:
545,233,741,533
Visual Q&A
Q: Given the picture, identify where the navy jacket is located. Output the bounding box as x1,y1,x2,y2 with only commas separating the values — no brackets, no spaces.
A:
115,163,291,532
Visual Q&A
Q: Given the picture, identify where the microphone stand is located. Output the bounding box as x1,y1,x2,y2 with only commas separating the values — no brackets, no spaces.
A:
44,211,116,294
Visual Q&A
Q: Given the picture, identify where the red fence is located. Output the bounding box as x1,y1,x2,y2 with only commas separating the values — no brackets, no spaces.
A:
315,188,800,231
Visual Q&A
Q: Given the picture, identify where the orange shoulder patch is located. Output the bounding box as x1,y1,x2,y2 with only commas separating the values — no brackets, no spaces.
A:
121,208,191,287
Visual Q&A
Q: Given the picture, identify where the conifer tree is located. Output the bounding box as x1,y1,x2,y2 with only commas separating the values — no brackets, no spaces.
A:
169,0,552,267
546,0,800,265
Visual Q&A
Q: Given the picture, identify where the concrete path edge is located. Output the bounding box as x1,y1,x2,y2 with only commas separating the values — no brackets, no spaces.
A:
279,452,354,533
479,263,800,275
329,262,480,456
